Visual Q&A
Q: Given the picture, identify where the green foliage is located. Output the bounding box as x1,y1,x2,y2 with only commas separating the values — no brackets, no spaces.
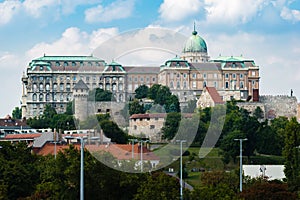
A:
253,106,264,119
65,101,74,115
241,179,297,200
148,84,160,100
27,104,76,130
88,88,115,101
283,117,300,192
161,112,181,140
0,142,39,199
190,171,239,200
100,120,127,144
133,172,180,200
12,107,22,119
135,84,149,99
129,99,144,115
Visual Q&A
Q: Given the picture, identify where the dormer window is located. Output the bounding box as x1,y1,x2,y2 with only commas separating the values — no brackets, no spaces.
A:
64,62,68,66
40,66,44,70
55,62,60,66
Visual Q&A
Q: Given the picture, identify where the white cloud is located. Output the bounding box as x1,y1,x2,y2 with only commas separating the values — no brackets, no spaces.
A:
0,52,24,117
158,0,202,22
85,0,135,23
0,0,21,25
26,27,118,60
205,32,300,97
204,0,268,24
23,0,57,18
280,6,300,22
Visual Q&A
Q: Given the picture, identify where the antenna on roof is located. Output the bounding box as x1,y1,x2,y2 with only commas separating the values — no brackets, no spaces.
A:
43,53,46,57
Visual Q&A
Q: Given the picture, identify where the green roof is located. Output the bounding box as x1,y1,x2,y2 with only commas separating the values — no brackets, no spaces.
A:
183,30,207,53
33,55,105,62
213,56,253,62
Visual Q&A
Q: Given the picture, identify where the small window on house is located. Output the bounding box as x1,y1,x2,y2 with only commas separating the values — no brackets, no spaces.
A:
150,125,155,129
72,62,76,66
106,109,110,112
225,73,229,79
64,62,68,66
98,109,102,113
203,73,207,79
55,62,60,66
40,66,43,70
225,81,229,89
134,125,137,130
232,73,236,79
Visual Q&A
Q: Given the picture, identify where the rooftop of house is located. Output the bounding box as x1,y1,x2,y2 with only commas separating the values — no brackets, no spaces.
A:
0,115,30,128
35,142,159,161
205,87,224,104
130,113,194,119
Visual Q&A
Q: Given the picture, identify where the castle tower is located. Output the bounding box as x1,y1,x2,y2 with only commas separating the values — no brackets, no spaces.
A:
21,72,28,119
73,80,89,121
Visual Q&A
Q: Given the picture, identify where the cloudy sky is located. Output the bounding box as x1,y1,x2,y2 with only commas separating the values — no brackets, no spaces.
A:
0,0,300,117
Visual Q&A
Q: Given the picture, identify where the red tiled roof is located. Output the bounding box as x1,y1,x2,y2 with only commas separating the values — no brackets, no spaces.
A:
36,143,159,161
86,144,159,161
130,113,166,119
206,87,224,104
35,143,80,156
4,133,41,140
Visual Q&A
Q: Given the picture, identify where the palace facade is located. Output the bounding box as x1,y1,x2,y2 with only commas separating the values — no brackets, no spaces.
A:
21,28,260,118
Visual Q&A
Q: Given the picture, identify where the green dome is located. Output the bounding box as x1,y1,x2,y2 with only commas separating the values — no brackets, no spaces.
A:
183,30,207,53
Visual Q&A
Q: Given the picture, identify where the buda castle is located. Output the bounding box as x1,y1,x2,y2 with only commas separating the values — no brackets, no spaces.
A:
21,28,260,119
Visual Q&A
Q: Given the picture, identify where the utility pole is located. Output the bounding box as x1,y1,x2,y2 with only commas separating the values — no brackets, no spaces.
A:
234,138,247,192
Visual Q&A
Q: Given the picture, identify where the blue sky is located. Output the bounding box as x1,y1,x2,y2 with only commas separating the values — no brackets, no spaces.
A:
0,0,300,117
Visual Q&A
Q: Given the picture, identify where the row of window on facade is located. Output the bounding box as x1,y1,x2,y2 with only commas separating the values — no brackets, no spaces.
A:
128,76,156,82
32,93,72,102
224,73,246,79
47,61,103,67
31,75,124,82
133,125,156,130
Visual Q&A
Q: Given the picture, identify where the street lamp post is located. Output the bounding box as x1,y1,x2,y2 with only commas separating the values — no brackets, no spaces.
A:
129,139,138,159
64,136,99,200
234,138,247,192
140,140,149,173
176,140,186,200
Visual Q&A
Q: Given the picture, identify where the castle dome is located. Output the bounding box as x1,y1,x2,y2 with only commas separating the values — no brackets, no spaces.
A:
183,29,207,53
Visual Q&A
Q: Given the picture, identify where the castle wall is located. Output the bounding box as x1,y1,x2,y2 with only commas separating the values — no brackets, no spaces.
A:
237,95,297,120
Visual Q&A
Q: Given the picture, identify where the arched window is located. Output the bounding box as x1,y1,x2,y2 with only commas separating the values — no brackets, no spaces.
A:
32,94,37,101
46,93,50,102
45,83,50,91
99,83,103,89
112,84,117,91
39,94,43,101
60,94,64,101
170,81,174,89
53,83,57,91
39,83,43,91
33,83,37,92
119,94,123,102
60,83,64,91
105,83,110,90
118,83,123,91
176,81,180,89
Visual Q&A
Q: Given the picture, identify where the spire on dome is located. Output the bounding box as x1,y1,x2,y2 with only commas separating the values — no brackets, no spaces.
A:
192,21,197,35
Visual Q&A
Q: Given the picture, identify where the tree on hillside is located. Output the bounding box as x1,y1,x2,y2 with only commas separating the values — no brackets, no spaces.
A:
283,117,300,192
135,85,149,99
88,88,115,101
155,85,172,105
129,99,145,115
161,112,181,140
182,99,197,113
148,84,160,100
100,120,127,144
133,172,179,200
12,107,22,119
